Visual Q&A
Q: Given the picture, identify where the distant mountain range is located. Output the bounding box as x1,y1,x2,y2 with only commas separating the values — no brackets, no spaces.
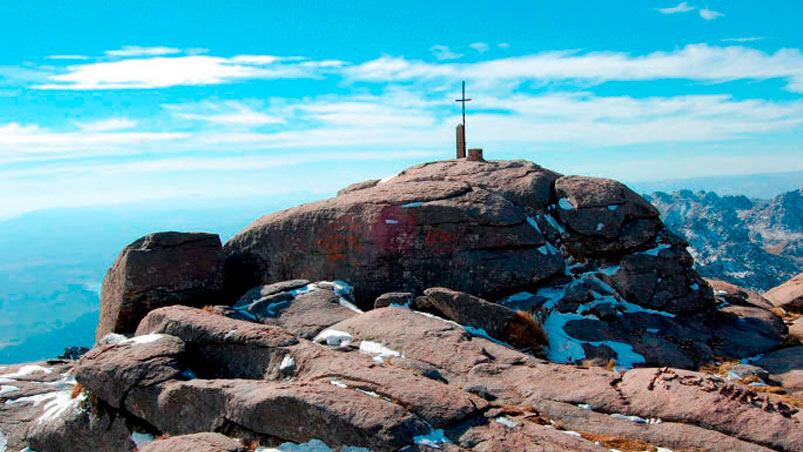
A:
646,188,802,292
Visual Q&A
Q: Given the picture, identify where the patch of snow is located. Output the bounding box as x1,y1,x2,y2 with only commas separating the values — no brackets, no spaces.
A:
224,330,237,340
130,431,154,450
596,222,604,232
413,429,451,449
280,355,295,371
39,390,85,424
0,365,53,380
689,283,699,291
401,201,423,208
527,216,542,233
329,379,348,389
740,354,764,365
607,204,619,211
359,341,402,362
646,328,660,334
379,175,395,184
98,333,127,345
288,284,313,297
748,381,767,387
637,244,671,257
544,214,566,234
119,334,166,346
577,403,592,411
598,265,620,277
331,280,363,313
538,245,549,255
544,312,592,364
0,430,6,452
596,341,645,371
356,388,380,398
180,369,197,380
561,430,582,437
558,198,575,210
313,329,353,348
714,289,728,296
0,385,19,396
384,219,399,225
495,416,518,428
609,413,648,424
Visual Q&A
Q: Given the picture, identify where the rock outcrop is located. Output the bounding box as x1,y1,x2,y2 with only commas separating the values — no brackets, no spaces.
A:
3,159,801,451
96,232,224,340
765,272,803,313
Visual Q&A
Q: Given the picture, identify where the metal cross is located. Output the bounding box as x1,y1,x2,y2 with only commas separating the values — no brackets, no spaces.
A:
454,80,472,127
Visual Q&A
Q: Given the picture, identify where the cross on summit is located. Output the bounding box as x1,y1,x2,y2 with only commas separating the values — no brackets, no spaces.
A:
454,80,483,161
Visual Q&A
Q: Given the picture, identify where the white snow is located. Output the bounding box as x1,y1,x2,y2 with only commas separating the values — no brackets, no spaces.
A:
609,413,648,424
401,201,423,208
329,379,348,388
224,330,237,340
119,334,167,346
596,222,604,232
313,329,353,348
356,388,380,398
558,198,575,210
544,312,592,364
130,431,155,449
637,243,671,257
359,341,402,362
379,175,396,184
0,385,19,396
577,403,592,411
280,355,295,371
0,365,53,380
598,265,620,277
413,429,451,449
0,430,6,452
39,390,85,424
544,214,567,234
689,283,700,291
561,430,582,437
4,391,60,407
495,416,518,428
384,219,399,225
331,280,363,313
256,439,364,452
607,204,619,211
98,333,127,345
526,216,542,233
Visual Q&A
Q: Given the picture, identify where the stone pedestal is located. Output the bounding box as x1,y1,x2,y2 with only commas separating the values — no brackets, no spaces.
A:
456,124,466,159
467,148,484,161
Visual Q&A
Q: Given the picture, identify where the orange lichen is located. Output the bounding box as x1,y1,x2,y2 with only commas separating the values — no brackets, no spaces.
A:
506,310,548,353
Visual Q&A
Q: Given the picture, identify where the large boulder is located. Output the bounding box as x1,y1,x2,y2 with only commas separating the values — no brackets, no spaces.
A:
96,232,224,340
224,160,565,308
765,272,803,313
139,432,246,452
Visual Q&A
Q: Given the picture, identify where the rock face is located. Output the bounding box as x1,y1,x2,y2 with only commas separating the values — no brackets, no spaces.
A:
765,272,803,313
224,160,566,307
96,232,225,340
6,159,802,451
647,189,802,291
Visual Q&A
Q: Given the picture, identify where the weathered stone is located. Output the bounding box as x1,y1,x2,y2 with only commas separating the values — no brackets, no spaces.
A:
790,317,803,342
756,346,803,396
420,287,546,350
140,432,246,452
554,176,662,257
708,278,776,311
446,413,601,451
96,232,224,340
374,291,415,308
224,160,565,308
764,272,803,313
27,398,136,452
136,306,298,379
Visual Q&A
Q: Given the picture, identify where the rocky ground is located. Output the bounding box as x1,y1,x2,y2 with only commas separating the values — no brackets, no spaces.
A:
1,159,801,452
646,189,802,292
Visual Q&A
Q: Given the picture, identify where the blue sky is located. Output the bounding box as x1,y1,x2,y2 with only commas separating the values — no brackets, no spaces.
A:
0,0,801,219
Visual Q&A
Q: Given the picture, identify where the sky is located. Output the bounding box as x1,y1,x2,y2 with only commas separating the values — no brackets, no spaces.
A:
1,0,802,219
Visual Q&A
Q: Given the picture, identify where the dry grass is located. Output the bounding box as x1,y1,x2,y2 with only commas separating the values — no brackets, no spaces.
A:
699,357,740,376
201,305,219,314
577,432,657,451
507,310,548,352
70,382,83,399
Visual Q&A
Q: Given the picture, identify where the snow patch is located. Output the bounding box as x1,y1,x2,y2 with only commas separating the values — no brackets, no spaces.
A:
689,283,699,291
130,431,155,449
331,280,363,313
0,365,53,380
98,333,127,345
39,390,86,424
401,201,423,208
384,219,399,225
359,341,402,362
526,216,542,233
495,416,518,428
313,329,353,348
558,198,575,210
561,430,582,437
280,355,295,371
413,429,451,449
607,204,619,211
329,379,348,388
609,413,661,424
0,430,6,452
637,243,671,257
577,403,592,411
119,334,166,346
595,222,604,232
356,388,380,398
0,385,19,396
544,214,566,234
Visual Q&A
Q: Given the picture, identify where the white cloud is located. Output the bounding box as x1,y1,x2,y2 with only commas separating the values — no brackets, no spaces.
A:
46,55,89,60
105,45,182,57
170,102,285,126
73,117,138,132
429,45,463,61
721,37,765,43
657,2,695,14
346,44,803,92
469,42,490,53
34,55,330,90
699,7,724,20
497,43,510,49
